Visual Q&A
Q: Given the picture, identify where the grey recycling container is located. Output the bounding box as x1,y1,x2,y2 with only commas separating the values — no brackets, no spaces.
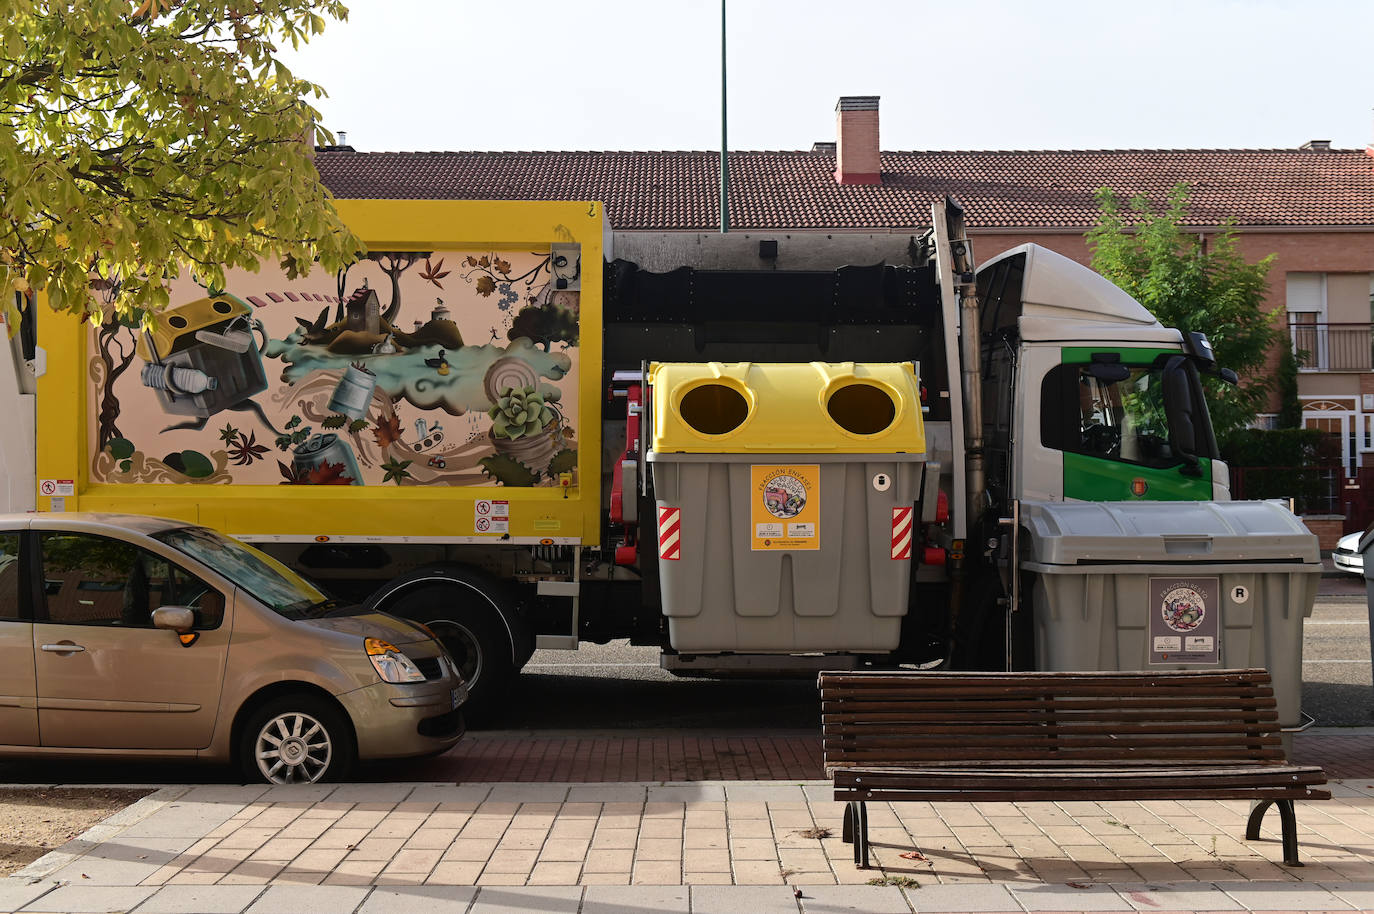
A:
1019,500,1320,729
646,361,926,653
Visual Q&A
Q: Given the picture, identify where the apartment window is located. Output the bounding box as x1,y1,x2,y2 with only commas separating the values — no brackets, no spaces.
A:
1287,273,1326,370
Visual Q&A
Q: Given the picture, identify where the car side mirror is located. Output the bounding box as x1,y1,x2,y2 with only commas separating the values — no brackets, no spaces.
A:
151,606,196,633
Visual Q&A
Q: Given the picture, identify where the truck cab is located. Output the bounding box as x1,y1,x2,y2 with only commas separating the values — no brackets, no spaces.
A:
977,244,1231,510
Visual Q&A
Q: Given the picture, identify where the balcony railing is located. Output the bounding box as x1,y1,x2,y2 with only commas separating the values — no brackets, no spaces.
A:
1289,321,1374,371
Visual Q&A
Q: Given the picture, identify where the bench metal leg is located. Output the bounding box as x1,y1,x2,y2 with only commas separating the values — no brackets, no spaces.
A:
843,801,871,868
1245,798,1303,867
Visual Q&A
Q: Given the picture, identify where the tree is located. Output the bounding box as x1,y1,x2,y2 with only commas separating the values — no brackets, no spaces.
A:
368,251,428,325
1088,184,1278,440
1275,332,1302,429
0,0,363,326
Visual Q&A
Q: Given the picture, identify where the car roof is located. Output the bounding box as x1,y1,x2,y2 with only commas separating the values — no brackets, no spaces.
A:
0,512,198,536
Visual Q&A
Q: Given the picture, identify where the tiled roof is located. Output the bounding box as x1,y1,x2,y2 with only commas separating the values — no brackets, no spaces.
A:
313,148,1374,231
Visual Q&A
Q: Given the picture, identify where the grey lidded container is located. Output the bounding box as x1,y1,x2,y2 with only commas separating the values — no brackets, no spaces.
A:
645,360,928,654
650,455,923,652
1019,499,1320,729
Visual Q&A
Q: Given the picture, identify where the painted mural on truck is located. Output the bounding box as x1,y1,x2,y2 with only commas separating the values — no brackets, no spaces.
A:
87,246,581,488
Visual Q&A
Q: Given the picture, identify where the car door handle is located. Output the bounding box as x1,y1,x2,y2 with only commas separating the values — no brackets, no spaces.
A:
41,642,86,653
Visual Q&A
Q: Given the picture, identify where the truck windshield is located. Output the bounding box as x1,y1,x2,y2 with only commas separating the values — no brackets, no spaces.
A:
153,526,332,618
1042,361,1214,468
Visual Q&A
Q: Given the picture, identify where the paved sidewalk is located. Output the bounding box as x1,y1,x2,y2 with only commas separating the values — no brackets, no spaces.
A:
7,772,1374,913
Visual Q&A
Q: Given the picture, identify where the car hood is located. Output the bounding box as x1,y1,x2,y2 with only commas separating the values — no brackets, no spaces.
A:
299,612,429,646
1338,532,1361,551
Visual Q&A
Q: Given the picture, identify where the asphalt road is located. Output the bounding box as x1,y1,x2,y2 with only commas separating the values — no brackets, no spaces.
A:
505,584,1374,730
1298,592,1374,727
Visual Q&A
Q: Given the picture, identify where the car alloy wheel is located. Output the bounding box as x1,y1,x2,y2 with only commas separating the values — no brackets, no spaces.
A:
253,710,333,784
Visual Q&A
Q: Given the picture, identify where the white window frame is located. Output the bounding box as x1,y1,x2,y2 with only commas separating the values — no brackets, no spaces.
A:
1288,273,1328,371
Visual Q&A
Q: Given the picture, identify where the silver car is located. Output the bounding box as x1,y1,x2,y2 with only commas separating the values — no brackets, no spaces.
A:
0,513,465,783
1333,530,1364,576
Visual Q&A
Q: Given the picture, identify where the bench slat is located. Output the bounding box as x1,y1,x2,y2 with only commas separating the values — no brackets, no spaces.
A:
821,695,1279,712
836,786,1332,803
821,669,1272,686
824,720,1282,735
836,765,1328,789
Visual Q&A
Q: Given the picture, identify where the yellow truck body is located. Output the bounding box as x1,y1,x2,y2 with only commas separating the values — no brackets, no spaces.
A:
35,200,605,545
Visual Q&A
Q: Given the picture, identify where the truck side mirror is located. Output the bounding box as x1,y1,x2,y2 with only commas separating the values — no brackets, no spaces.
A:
1162,356,1202,477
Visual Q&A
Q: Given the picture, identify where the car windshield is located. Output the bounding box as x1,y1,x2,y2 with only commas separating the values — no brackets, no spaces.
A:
153,526,333,619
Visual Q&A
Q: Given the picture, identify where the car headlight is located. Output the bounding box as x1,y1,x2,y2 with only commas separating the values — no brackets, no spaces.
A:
365,637,426,683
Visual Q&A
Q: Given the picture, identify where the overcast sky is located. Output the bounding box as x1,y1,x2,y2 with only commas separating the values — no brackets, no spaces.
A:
279,0,1374,153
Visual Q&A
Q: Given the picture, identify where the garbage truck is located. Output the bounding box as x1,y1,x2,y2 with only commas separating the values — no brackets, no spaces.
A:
1,197,1320,721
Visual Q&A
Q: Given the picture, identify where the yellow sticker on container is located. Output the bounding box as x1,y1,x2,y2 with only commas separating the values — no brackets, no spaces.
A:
751,465,820,551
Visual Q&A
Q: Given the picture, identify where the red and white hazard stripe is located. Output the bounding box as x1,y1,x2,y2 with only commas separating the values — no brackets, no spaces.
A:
891,506,913,560
658,506,681,561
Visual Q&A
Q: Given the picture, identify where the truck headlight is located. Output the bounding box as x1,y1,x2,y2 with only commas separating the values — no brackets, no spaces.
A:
365,637,426,683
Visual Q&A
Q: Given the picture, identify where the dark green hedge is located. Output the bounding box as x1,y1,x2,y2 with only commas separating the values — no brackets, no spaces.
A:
1219,428,1324,467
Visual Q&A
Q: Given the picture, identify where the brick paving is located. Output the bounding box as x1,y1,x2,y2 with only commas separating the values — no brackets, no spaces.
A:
7,732,1374,911
398,733,824,783
389,728,1365,783
1292,732,1374,779
14,776,1374,889
11,778,1374,911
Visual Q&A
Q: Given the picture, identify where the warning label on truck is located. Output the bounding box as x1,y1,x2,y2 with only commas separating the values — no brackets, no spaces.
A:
1148,576,1220,665
474,499,509,535
751,465,819,551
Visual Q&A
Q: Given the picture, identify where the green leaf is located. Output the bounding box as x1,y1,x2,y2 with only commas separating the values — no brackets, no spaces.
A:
179,449,214,478
547,449,577,475
106,437,135,460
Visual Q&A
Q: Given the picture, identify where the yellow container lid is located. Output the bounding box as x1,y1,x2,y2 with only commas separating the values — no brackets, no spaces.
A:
136,294,253,362
649,361,926,455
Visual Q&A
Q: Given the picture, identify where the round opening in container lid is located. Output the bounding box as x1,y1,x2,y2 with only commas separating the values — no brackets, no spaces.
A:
678,382,751,436
826,382,897,436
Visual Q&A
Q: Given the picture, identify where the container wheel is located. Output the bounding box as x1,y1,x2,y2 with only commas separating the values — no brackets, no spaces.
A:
239,694,355,784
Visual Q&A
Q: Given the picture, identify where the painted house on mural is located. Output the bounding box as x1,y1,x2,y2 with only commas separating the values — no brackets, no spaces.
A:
311,96,1374,538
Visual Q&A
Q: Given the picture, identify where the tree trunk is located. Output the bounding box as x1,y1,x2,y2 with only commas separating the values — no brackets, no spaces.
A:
97,323,137,450
334,266,349,323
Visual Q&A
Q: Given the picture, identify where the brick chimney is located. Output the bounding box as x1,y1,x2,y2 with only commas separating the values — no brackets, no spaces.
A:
835,96,880,185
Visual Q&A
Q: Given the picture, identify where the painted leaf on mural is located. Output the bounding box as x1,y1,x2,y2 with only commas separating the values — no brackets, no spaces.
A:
371,414,404,449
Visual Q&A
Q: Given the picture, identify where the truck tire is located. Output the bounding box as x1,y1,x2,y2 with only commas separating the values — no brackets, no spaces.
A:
239,693,355,784
377,569,517,724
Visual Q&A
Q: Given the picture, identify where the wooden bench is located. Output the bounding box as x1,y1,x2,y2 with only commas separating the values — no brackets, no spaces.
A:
819,668,1329,868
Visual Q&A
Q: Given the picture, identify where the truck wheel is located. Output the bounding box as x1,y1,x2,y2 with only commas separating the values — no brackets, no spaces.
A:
239,694,355,784
384,576,515,724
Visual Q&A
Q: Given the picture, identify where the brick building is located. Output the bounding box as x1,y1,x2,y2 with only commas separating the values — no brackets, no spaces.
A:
313,97,1374,530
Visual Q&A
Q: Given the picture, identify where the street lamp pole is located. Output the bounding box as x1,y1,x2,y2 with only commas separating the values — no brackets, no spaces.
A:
719,0,729,234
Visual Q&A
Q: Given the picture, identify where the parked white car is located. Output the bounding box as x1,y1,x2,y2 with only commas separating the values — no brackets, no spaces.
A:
1333,531,1364,575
